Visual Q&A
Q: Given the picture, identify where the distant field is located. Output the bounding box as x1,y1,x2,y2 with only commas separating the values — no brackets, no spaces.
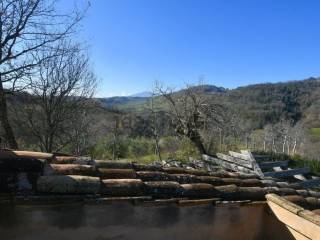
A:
310,128,320,137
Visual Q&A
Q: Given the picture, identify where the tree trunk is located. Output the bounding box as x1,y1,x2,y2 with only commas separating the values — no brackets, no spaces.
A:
282,136,287,153
219,129,222,151
245,135,249,149
112,133,116,160
0,78,18,149
272,139,276,153
292,139,297,155
190,133,207,155
154,137,162,161
47,133,54,153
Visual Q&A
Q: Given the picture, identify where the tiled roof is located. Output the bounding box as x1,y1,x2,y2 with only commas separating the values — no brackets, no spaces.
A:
0,150,320,207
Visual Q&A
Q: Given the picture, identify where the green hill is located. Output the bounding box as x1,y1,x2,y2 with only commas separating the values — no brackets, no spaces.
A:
96,84,227,111
220,78,320,128
96,78,320,129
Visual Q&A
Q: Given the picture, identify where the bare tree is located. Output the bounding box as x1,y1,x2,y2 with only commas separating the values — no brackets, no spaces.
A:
0,0,85,148
147,92,162,160
68,110,92,156
110,115,123,160
263,124,278,153
261,120,306,156
289,122,304,155
277,120,291,153
22,42,96,152
156,83,224,155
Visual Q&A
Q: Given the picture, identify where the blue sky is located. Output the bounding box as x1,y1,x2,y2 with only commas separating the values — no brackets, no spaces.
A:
62,0,320,97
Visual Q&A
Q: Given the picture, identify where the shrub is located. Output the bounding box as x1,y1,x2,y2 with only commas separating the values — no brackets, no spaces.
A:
91,135,200,163
128,138,154,159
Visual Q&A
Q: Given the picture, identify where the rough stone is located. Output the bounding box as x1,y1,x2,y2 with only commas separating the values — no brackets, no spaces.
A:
37,175,100,194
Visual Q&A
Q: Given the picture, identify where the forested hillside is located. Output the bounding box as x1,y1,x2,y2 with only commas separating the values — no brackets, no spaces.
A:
99,78,320,128
3,77,320,163
222,78,320,128
94,77,320,161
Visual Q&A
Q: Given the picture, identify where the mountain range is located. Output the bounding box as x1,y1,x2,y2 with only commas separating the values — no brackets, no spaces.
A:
97,84,227,109
96,78,320,130
129,91,153,98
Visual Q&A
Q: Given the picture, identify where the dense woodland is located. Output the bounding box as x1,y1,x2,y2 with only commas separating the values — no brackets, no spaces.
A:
3,77,320,165
0,1,320,166
91,79,320,163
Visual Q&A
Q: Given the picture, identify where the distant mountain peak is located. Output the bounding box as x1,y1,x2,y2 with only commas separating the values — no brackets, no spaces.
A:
129,91,153,98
